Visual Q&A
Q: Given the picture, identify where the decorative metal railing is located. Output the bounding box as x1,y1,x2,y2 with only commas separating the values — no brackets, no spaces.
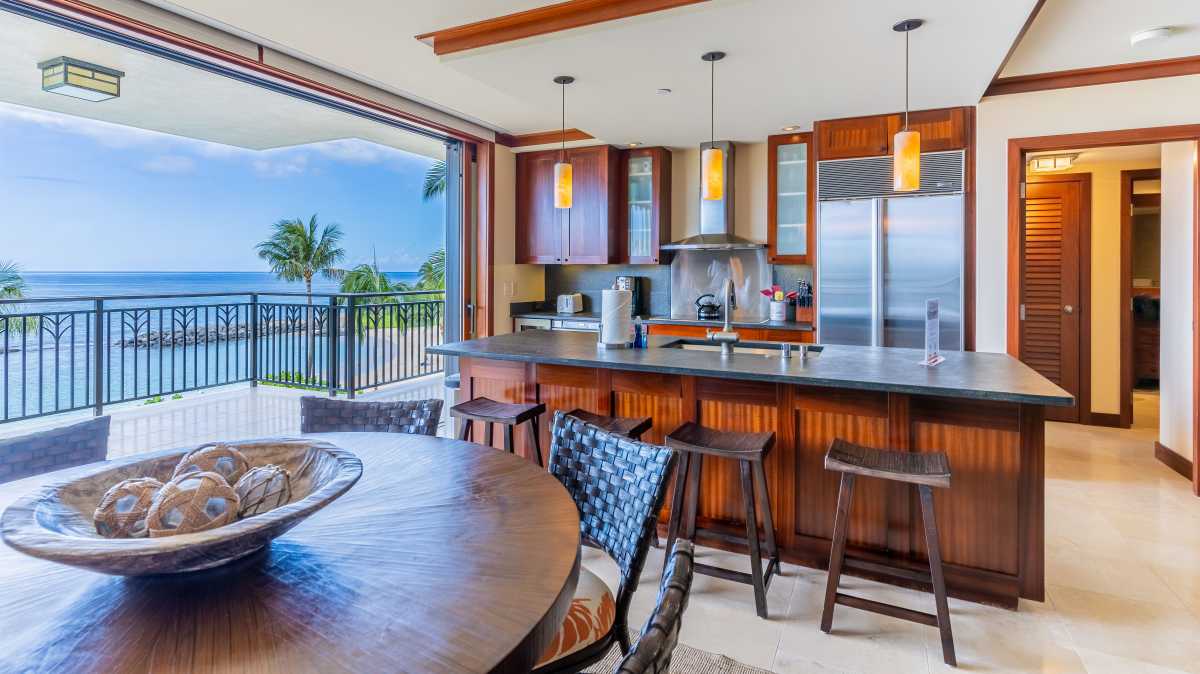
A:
0,290,445,424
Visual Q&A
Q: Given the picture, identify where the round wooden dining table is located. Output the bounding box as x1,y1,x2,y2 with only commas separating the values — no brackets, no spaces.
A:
0,432,582,673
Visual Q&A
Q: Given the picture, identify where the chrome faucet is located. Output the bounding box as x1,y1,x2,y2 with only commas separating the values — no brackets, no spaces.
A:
706,278,740,356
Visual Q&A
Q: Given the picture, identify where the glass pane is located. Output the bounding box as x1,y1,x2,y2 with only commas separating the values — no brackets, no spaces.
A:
628,156,654,258
775,143,807,256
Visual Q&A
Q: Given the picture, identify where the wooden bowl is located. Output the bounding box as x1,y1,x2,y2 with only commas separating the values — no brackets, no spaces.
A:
1,438,362,576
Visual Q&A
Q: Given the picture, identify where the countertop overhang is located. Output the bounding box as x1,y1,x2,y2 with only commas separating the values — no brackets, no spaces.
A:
430,331,1074,407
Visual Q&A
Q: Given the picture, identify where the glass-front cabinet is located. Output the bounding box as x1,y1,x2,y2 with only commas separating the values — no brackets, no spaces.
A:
768,132,814,264
621,147,671,264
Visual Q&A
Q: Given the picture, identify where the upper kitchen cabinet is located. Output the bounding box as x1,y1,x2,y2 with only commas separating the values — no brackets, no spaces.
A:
814,107,969,160
516,145,619,264
767,132,814,263
621,147,671,264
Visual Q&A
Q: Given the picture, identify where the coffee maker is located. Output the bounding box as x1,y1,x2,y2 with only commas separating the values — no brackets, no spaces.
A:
614,276,644,316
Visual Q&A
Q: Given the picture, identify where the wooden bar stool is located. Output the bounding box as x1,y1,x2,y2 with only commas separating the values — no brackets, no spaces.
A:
663,422,779,619
564,408,653,441
450,397,547,467
819,438,956,667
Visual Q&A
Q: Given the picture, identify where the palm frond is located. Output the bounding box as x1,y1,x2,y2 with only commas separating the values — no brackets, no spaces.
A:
422,160,447,202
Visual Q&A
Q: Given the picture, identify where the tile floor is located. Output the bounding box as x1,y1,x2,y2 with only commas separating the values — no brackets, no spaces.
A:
1,384,1197,672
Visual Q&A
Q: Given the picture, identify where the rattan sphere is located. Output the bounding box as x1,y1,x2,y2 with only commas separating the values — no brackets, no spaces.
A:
93,477,163,539
146,471,240,537
234,464,293,517
173,443,250,484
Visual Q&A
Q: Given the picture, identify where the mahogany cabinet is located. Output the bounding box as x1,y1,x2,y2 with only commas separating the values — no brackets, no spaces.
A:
646,323,815,343
516,145,620,264
621,147,672,264
767,132,815,264
815,107,969,160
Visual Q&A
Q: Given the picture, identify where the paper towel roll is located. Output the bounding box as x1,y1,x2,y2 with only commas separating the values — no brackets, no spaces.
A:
599,289,634,346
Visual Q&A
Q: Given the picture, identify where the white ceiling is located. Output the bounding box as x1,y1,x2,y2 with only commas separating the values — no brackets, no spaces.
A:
1029,144,1163,164
147,0,1038,148
1002,0,1200,77
0,9,445,158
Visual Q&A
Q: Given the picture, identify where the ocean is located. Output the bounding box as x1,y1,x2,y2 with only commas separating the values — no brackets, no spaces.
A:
20,271,422,303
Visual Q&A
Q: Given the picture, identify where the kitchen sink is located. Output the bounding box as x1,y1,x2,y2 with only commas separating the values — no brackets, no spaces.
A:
660,338,823,357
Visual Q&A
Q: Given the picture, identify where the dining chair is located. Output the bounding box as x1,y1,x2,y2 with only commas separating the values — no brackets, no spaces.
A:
0,415,110,484
612,539,695,674
299,396,443,436
534,411,676,674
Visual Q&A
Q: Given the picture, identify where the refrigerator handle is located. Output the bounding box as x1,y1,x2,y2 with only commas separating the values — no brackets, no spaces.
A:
871,199,883,347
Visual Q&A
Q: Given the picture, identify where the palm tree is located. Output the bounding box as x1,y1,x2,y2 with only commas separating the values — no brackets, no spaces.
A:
423,160,447,201
417,249,446,290
257,215,345,375
0,261,34,334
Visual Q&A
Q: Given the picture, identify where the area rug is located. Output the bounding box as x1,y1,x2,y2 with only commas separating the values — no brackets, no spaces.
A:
585,632,776,673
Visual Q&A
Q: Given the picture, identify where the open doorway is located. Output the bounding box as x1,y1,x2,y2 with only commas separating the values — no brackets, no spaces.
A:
1123,168,1163,432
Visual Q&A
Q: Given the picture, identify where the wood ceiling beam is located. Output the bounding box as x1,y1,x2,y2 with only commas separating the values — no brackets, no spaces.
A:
416,0,708,56
986,54,1200,97
496,128,594,148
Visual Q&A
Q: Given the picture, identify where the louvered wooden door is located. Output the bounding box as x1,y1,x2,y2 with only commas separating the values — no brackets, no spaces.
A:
1021,177,1084,423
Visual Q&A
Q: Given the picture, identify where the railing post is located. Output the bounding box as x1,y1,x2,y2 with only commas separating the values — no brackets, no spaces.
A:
345,296,356,399
92,299,104,417
249,293,258,387
327,296,338,398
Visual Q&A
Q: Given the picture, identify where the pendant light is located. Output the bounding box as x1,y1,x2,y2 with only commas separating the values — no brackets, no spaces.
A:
553,75,574,209
893,19,923,192
701,51,725,201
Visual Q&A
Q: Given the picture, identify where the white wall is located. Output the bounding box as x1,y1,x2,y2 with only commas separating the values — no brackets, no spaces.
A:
975,74,1200,353
492,146,545,334
1159,141,1195,461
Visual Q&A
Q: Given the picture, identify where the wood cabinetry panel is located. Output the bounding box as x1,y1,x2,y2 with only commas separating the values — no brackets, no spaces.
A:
562,145,617,263
911,422,1021,574
614,391,682,445
516,151,561,263
697,400,780,526
646,323,813,342
816,116,891,159
887,108,967,152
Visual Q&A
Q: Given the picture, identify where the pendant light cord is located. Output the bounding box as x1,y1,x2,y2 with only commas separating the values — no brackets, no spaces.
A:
710,57,715,145
560,81,566,162
904,29,910,131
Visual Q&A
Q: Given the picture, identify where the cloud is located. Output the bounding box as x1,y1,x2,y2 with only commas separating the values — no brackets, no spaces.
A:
252,153,308,177
309,138,389,164
6,175,85,185
142,155,196,175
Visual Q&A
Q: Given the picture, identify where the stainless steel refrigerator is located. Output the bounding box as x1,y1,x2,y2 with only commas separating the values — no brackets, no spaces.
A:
816,150,965,349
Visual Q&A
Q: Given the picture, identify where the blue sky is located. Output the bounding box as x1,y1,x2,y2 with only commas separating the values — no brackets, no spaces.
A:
0,101,444,272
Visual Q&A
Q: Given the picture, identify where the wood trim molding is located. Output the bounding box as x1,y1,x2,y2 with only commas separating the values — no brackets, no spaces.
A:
21,0,490,144
496,128,594,148
1120,169,1160,429
1087,413,1122,429
1155,441,1194,481
986,55,1200,98
1193,140,1200,496
415,0,708,55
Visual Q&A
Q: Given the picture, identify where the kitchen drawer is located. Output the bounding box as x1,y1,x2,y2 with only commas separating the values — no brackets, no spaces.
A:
646,324,813,343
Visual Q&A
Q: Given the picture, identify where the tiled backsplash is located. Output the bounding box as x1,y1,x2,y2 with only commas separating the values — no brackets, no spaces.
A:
544,265,671,316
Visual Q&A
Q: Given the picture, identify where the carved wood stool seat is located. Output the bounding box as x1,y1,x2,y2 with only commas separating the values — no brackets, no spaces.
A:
820,438,956,667
564,409,653,441
663,422,779,619
450,397,547,467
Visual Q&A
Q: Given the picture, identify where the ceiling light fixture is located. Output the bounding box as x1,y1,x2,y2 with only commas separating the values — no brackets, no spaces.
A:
701,51,726,201
892,19,923,192
553,75,574,210
39,57,123,102
656,88,672,95
628,142,643,147
1028,153,1079,173
782,126,800,132
1131,26,1172,46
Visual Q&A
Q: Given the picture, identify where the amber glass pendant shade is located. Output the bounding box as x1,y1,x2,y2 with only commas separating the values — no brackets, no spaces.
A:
893,130,920,192
701,147,724,201
554,161,573,209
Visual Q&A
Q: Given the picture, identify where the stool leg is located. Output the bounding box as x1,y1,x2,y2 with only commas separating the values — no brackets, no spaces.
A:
529,418,545,468
484,422,494,449
919,485,956,667
503,424,515,455
820,473,855,634
662,451,691,575
458,419,472,441
753,461,780,576
684,454,703,540
740,460,768,619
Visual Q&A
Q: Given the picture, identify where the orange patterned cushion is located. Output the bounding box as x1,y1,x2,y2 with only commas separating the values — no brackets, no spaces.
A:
536,567,616,667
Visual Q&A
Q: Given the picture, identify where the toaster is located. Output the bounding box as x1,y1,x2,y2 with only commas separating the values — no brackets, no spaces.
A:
556,293,584,314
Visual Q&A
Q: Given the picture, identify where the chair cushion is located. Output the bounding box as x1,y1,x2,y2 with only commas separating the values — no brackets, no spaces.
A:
536,567,616,667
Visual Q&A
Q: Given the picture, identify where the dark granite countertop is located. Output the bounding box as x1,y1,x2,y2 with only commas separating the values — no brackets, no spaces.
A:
513,311,814,332
430,330,1073,406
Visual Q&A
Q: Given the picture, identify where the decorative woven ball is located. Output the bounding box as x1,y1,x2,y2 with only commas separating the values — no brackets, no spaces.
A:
146,471,240,538
172,443,250,485
234,464,293,517
93,477,163,539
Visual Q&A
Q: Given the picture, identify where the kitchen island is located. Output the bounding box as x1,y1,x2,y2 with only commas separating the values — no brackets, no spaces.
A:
430,331,1072,608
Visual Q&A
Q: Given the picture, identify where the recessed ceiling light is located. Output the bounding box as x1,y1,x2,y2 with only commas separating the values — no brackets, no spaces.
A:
656,88,672,95
1131,26,1172,46
782,126,800,132
628,142,643,147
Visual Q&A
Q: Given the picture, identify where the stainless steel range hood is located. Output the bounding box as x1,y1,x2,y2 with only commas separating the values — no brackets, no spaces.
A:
662,141,765,251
